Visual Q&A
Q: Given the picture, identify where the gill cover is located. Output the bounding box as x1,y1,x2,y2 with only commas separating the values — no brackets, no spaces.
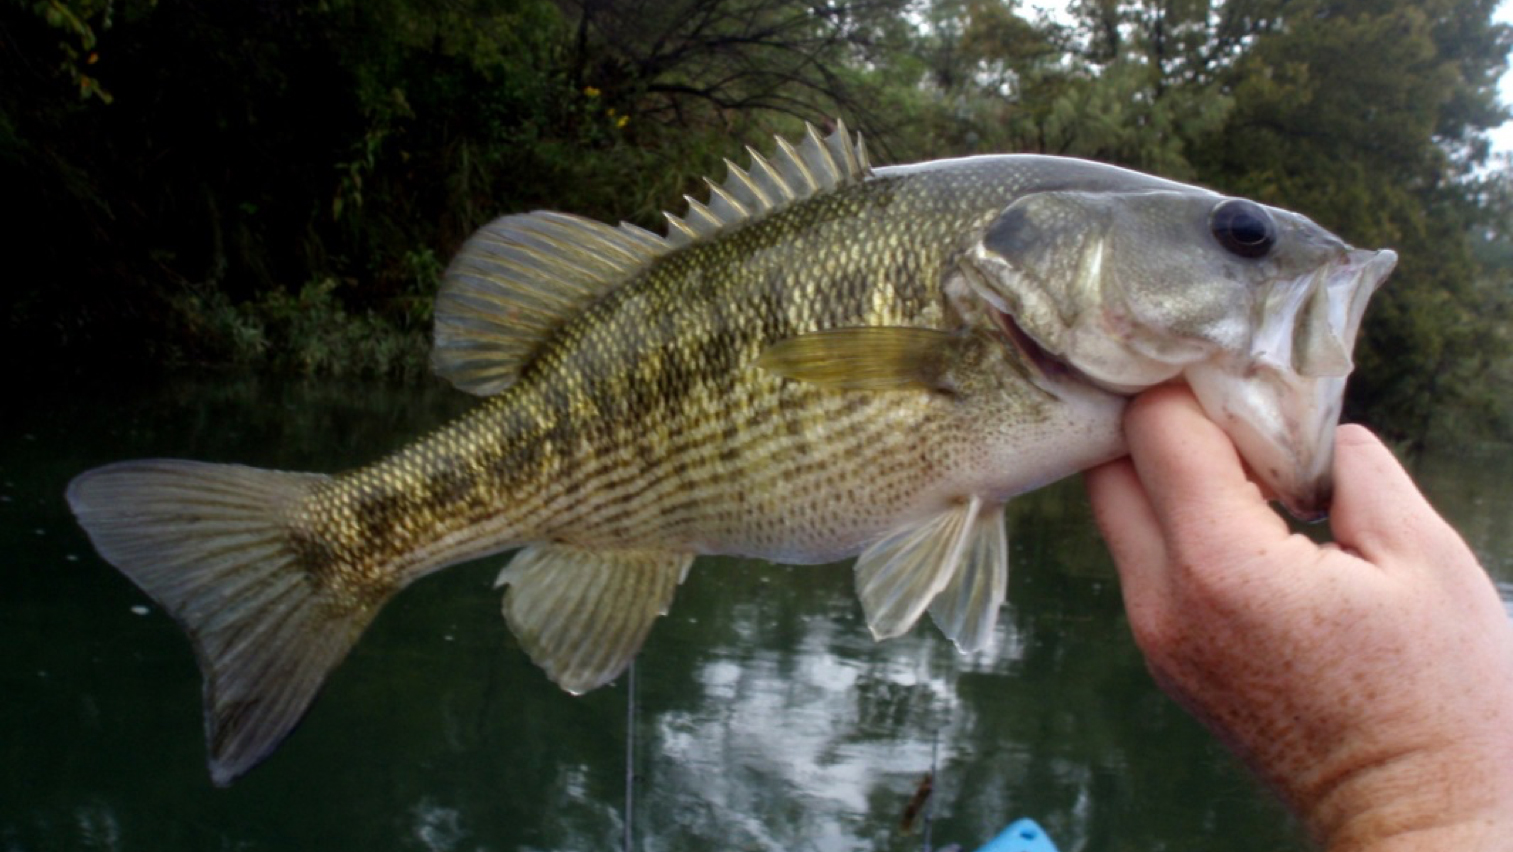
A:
965,187,1397,520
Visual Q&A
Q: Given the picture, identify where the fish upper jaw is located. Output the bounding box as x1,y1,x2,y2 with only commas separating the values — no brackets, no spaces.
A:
1184,247,1397,521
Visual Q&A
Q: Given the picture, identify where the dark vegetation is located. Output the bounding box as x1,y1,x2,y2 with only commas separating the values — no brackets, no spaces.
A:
4,0,1511,445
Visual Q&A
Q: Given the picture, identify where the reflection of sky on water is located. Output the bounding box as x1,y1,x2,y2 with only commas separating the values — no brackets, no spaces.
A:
621,494,1232,852
640,597,965,849
655,636,970,849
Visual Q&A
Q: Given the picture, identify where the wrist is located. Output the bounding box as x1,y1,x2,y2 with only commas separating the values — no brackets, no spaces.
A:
1304,740,1513,852
1325,817,1506,852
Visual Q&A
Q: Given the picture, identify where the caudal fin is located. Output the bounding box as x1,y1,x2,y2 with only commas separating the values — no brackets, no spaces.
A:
67,460,373,786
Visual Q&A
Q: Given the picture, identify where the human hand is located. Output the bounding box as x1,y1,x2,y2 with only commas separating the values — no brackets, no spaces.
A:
1085,384,1513,851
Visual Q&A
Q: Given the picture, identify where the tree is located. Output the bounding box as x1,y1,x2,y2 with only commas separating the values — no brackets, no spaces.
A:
5,0,1512,445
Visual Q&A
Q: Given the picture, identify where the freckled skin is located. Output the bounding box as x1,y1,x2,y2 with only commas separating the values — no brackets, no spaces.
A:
1088,386,1513,851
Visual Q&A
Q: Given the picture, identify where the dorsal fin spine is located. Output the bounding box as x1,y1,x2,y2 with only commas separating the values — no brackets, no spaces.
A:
745,148,793,203
683,196,721,234
664,212,699,242
703,176,749,220
801,124,838,189
830,125,862,175
726,158,773,208
774,137,813,190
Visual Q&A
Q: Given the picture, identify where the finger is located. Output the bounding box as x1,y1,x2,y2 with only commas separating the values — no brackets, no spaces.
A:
1122,385,1289,557
1085,458,1173,643
1329,424,1466,569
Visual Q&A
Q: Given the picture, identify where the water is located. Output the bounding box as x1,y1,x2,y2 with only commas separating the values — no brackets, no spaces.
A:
5,375,1510,852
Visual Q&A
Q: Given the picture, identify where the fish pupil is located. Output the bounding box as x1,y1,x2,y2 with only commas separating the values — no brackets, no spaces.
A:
1210,199,1276,259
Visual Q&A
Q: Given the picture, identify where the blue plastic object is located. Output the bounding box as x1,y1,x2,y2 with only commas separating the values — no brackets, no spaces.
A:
971,817,1061,852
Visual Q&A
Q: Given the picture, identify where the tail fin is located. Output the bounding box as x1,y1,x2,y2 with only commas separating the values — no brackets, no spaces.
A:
67,460,373,786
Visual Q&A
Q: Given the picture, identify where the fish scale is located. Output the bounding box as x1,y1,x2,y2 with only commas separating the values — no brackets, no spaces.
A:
308,180,986,568
66,122,1396,785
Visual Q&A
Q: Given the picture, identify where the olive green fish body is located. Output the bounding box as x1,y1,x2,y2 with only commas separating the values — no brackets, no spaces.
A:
66,124,1397,785
307,157,1136,576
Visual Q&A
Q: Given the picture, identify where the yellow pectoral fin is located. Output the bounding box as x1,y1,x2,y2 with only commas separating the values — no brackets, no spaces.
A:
756,326,957,392
495,545,694,694
855,496,1008,651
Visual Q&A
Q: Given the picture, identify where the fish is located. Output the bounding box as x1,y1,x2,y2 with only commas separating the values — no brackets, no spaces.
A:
65,122,1397,785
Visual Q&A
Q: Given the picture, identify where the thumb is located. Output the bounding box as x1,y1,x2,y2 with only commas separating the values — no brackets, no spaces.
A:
1328,425,1454,567
1120,384,1290,565
1328,424,1482,585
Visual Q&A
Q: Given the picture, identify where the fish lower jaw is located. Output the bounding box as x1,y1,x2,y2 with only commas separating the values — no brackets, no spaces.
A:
988,304,1174,399
988,305,1072,380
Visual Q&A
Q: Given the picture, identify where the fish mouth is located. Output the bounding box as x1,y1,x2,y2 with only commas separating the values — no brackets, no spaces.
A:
971,243,1395,522
1184,247,1398,521
987,302,1076,381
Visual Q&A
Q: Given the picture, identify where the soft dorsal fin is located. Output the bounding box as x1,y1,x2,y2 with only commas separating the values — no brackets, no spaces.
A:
432,212,671,395
431,121,873,396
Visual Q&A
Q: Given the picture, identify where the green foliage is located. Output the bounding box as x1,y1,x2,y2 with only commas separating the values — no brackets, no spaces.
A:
3,0,1512,445
31,0,123,102
165,278,428,377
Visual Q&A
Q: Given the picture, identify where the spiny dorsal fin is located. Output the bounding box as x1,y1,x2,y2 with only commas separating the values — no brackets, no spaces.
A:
663,120,873,247
432,212,671,395
432,121,872,396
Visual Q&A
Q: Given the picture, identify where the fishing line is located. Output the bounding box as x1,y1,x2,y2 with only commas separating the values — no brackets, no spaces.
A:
923,725,939,852
624,658,637,852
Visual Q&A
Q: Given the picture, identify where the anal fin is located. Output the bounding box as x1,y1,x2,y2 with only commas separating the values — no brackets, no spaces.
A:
496,546,694,694
855,496,1008,650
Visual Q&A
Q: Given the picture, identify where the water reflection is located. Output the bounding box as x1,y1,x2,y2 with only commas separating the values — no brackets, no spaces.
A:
4,375,1510,851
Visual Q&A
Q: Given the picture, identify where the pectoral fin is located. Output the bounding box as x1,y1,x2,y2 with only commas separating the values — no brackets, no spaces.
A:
855,496,1007,647
757,327,956,392
496,546,694,694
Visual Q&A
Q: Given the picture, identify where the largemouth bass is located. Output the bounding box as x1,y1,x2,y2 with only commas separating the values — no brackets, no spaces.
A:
67,124,1396,785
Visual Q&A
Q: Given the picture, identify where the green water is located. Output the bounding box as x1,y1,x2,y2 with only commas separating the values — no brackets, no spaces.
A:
5,375,1509,852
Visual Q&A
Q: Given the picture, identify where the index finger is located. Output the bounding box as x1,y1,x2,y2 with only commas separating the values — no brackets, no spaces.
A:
1120,385,1290,562
1086,455,1169,618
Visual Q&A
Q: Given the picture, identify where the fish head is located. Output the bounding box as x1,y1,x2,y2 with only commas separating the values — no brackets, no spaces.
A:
963,184,1397,520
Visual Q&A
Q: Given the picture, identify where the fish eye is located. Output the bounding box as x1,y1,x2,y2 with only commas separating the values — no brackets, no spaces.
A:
1210,199,1276,259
